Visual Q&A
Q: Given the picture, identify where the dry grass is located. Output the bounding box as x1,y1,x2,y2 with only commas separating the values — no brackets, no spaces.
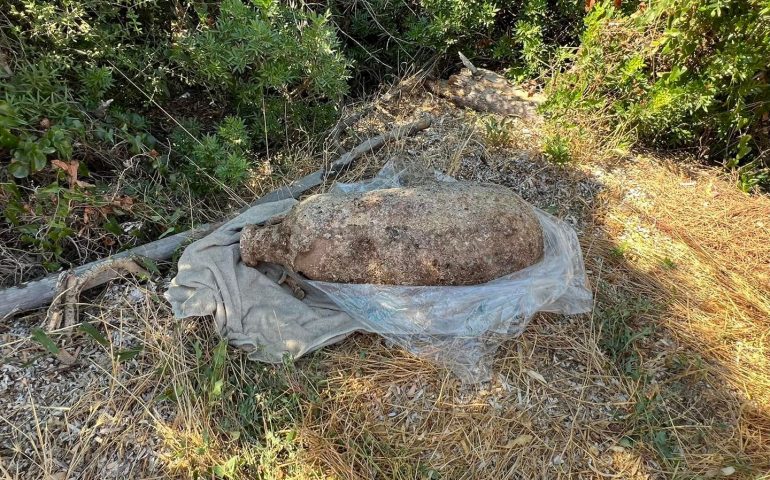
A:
595,157,770,467
1,89,769,479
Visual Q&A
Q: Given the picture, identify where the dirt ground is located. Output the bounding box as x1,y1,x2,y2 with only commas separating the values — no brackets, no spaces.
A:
1,88,769,479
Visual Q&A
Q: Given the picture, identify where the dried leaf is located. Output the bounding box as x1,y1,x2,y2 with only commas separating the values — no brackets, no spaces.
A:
526,369,547,384
460,438,470,455
51,159,80,188
83,206,97,225
406,384,418,397
112,195,134,210
56,348,77,365
505,434,533,448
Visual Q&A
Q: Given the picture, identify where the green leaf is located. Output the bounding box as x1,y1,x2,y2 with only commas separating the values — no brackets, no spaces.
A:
653,430,676,458
212,339,228,371
50,129,73,159
32,150,48,171
212,455,239,478
210,379,224,399
79,322,110,347
31,328,60,355
104,218,124,236
0,127,19,148
252,0,274,11
43,261,62,272
115,347,143,362
8,160,30,178
159,227,176,239
38,183,64,196
137,256,161,276
0,101,20,128
734,134,752,163
618,436,635,448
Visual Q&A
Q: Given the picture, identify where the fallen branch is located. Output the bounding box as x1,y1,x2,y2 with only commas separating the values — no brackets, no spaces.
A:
326,109,368,154
0,116,432,320
45,257,150,331
255,116,431,204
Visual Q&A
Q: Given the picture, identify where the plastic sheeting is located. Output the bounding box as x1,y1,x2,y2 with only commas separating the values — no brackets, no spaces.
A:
302,163,593,382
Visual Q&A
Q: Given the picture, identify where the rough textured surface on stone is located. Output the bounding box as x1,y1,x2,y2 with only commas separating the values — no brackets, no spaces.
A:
240,182,544,286
426,68,545,118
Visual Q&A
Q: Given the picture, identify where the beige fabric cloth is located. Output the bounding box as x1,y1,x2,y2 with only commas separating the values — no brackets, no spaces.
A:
165,199,363,363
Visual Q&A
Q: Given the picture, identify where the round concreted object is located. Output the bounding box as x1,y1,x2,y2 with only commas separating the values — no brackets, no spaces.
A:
240,182,544,286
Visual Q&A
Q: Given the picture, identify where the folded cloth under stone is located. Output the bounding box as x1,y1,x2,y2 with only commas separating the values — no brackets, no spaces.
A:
166,162,593,381
165,198,361,363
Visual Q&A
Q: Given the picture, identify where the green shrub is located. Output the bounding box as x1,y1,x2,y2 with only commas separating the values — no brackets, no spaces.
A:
171,0,350,126
481,116,513,147
7,0,174,99
1,0,352,267
545,0,770,188
329,0,585,87
411,0,500,49
171,115,254,193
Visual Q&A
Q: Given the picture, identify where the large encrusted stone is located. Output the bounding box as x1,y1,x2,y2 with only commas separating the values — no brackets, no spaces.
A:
240,182,544,286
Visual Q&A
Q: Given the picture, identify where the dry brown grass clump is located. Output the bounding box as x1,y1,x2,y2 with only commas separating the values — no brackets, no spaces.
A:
596,157,770,465
0,278,328,479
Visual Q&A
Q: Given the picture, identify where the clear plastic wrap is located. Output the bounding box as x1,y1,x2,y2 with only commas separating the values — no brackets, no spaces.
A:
301,162,593,382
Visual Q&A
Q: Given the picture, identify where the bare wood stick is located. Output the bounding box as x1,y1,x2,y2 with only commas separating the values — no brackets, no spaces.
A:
45,257,150,331
0,117,432,319
256,116,431,204
326,110,368,154
0,225,214,320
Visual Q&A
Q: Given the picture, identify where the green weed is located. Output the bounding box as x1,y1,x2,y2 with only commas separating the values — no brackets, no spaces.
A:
595,283,655,375
542,133,571,164
482,116,513,147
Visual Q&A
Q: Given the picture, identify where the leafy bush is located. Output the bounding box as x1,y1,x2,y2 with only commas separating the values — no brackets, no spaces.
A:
543,133,572,165
545,0,770,189
1,0,351,269
481,116,514,147
3,0,350,180
171,0,350,142
169,115,253,193
329,0,585,86
7,0,173,99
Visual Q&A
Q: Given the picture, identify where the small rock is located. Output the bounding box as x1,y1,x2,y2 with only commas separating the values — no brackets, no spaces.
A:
721,466,736,476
